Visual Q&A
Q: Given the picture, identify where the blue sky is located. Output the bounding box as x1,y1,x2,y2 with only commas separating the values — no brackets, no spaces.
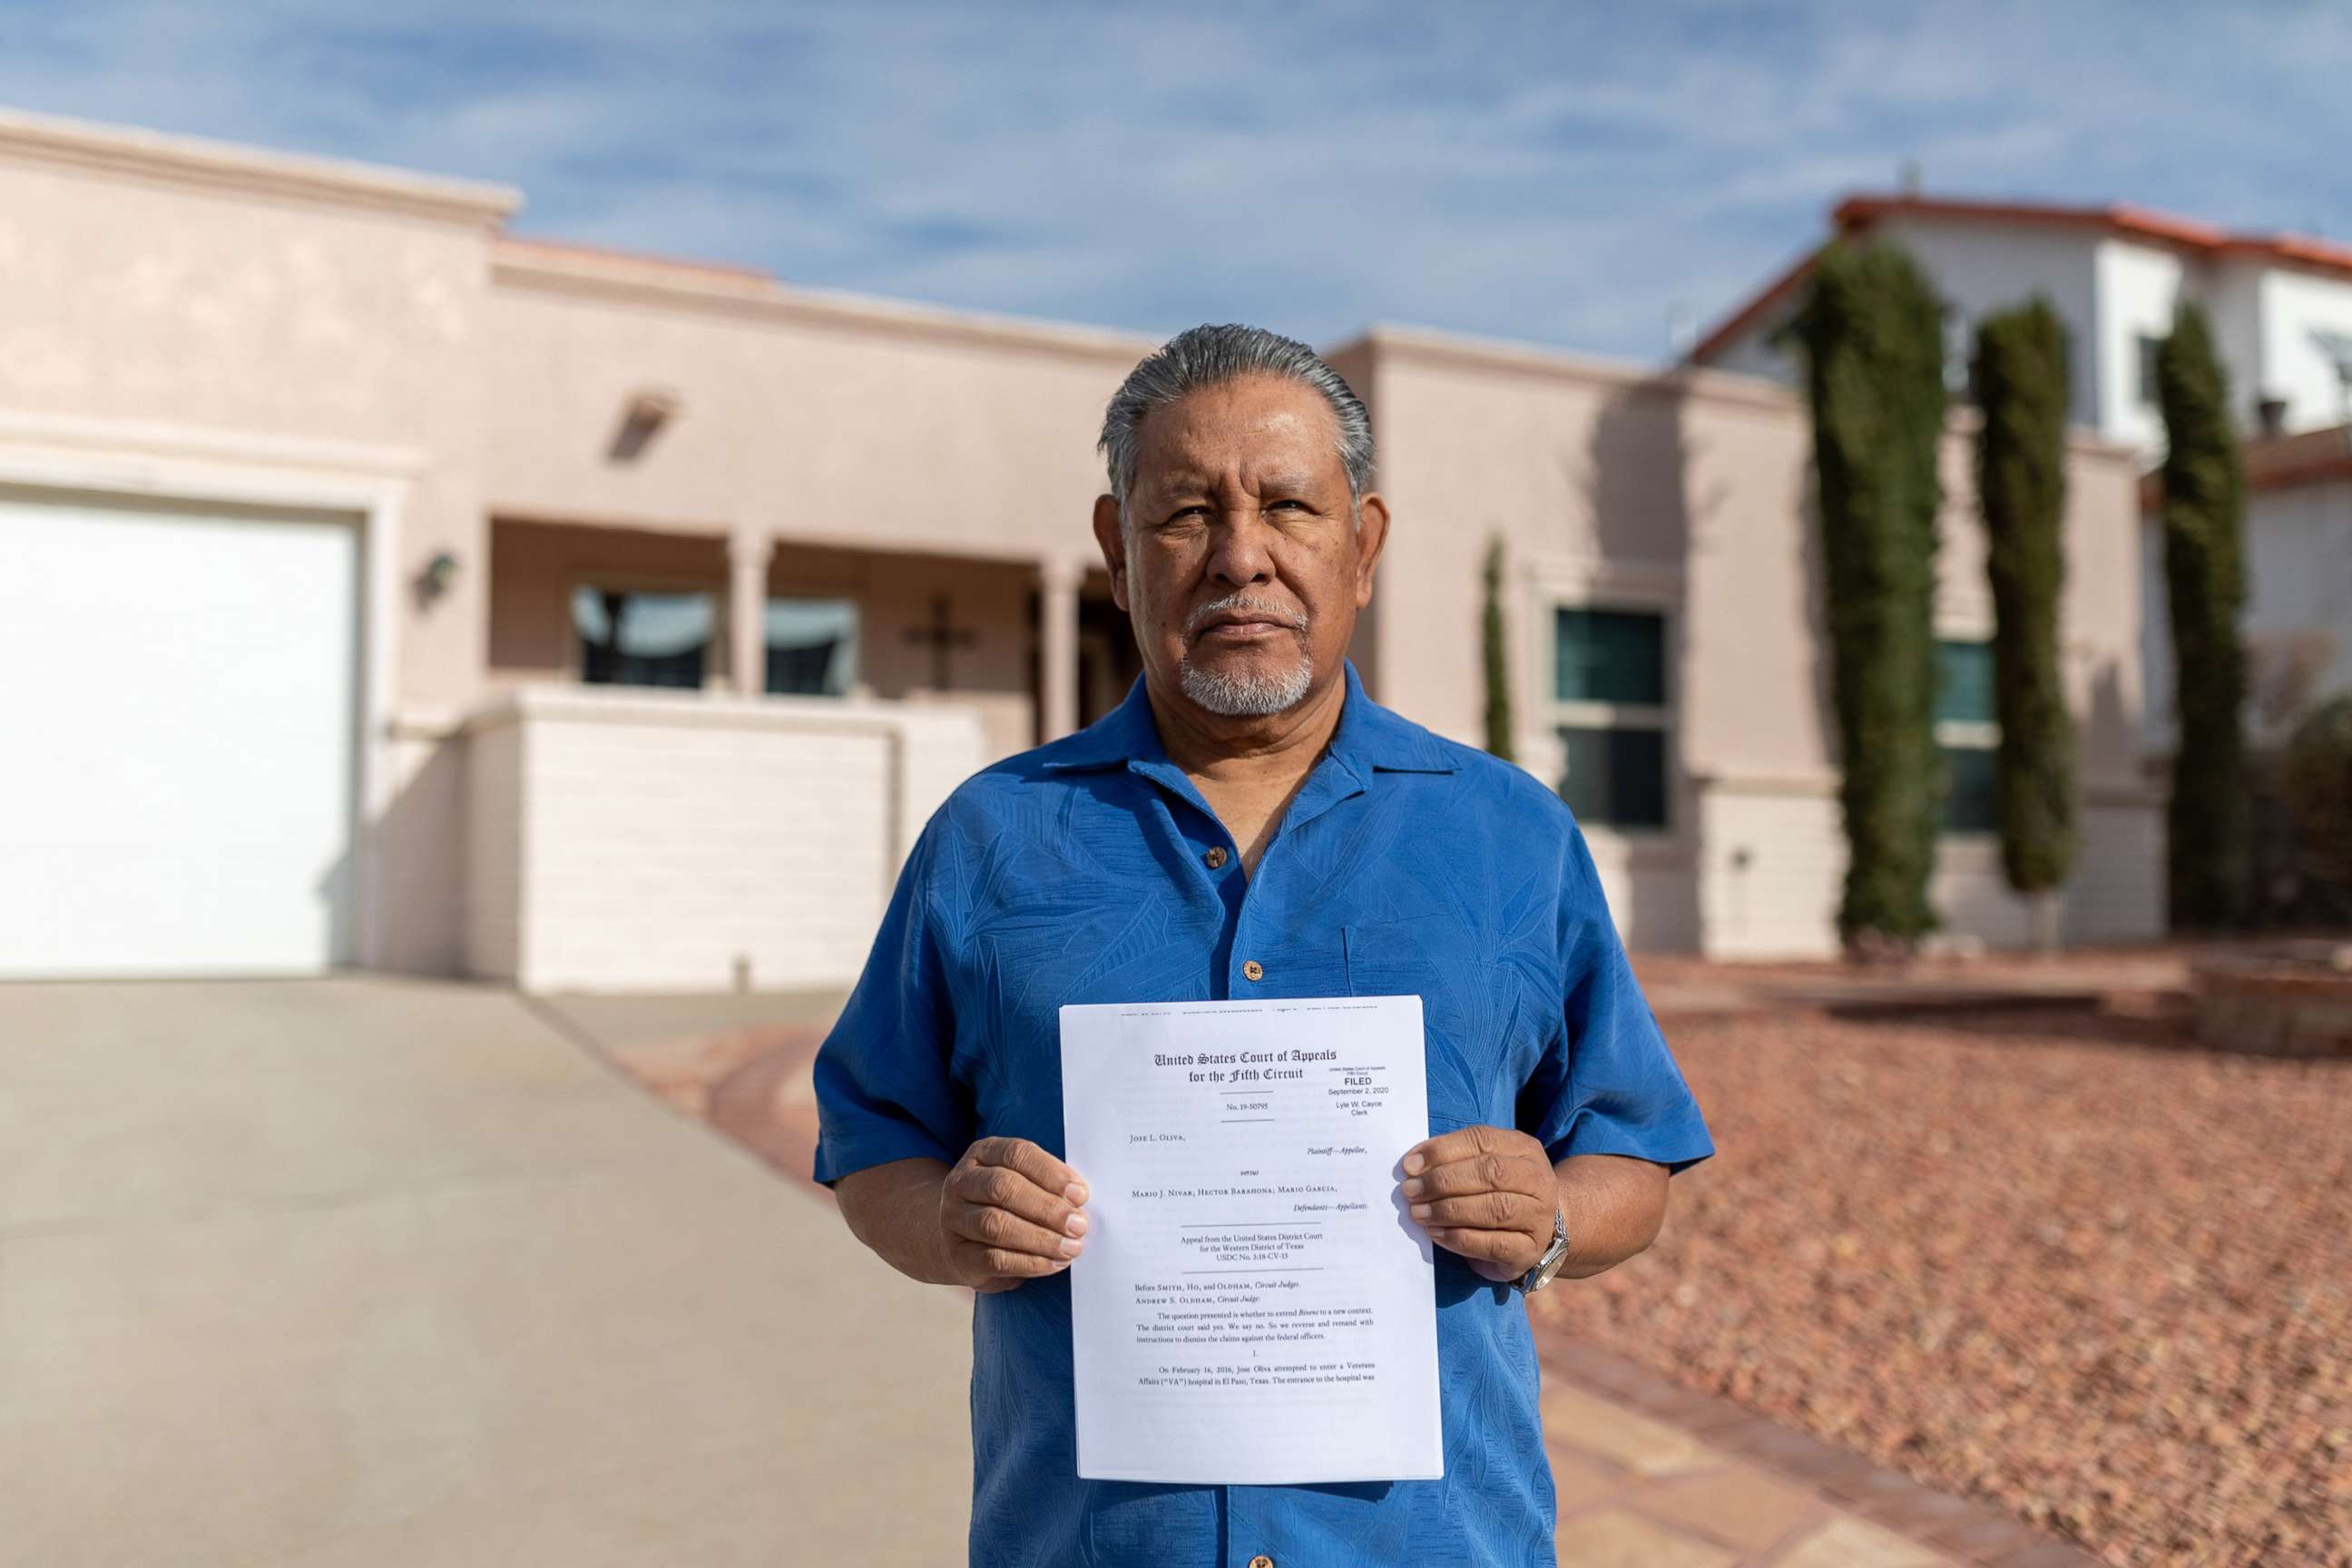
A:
1,0,2346,361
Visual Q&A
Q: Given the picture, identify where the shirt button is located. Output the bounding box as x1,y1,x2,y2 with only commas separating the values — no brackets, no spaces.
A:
1241,959,1264,982
1204,846,1229,869
1250,1557,1275,1568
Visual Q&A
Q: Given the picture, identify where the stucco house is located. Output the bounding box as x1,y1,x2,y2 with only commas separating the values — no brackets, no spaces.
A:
0,110,2162,989
1688,191,2352,748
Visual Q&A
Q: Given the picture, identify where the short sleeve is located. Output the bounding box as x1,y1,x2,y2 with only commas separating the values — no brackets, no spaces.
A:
1516,822,1716,1176
810,819,975,1186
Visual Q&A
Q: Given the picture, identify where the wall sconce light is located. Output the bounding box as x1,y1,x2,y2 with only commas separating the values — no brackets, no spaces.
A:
609,386,682,462
418,550,460,603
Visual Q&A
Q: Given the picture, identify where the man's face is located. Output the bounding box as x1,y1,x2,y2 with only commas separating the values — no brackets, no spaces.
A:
1093,374,1388,721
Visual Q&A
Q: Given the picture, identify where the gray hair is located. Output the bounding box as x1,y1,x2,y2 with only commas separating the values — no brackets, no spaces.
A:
1097,323,1375,516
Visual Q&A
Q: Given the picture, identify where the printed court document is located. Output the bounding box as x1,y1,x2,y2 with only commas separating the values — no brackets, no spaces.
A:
1059,995,1442,1485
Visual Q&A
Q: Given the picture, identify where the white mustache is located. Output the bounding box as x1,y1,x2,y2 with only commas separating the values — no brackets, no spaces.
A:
1183,593,1309,638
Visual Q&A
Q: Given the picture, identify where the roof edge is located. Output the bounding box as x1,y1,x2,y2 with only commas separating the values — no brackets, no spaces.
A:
491,238,1162,362
0,104,519,227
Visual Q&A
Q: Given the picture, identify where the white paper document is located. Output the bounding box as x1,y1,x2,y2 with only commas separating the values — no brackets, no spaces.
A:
1058,995,1442,1485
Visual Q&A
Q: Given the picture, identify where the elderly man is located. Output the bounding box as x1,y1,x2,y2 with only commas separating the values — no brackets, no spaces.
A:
814,323,1714,1566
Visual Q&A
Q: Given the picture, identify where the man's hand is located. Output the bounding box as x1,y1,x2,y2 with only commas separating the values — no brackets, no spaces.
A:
939,1136,1092,1294
1400,1125,1562,1284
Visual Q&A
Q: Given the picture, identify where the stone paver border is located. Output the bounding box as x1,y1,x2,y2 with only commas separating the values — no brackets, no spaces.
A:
1540,1339,2104,1566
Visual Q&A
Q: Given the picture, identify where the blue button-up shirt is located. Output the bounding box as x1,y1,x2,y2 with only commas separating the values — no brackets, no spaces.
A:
813,662,1715,1567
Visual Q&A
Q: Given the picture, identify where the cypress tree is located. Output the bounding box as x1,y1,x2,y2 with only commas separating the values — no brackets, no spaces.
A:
1971,300,2078,946
1482,535,1515,761
2155,303,2249,929
1788,240,1949,953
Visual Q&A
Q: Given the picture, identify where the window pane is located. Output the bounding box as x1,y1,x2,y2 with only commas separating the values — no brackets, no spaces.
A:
1942,743,1999,834
573,588,711,689
1556,725,1668,829
765,597,858,696
1555,608,1666,705
1936,639,1995,725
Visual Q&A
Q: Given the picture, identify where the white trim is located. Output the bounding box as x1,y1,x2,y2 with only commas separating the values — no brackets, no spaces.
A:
1936,719,2000,748
1522,551,1684,603
0,422,408,971
0,410,426,479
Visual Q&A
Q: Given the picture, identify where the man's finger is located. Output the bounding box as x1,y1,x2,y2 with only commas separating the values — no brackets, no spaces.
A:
974,1137,1090,1205
948,1200,1085,1260
1403,1149,1551,1200
1401,1122,1538,1176
950,1161,1084,1231
1409,1190,1548,1230
959,1242,1073,1279
1426,1226,1540,1269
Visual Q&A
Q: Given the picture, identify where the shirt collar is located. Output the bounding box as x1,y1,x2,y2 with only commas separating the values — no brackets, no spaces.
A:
1039,660,1460,779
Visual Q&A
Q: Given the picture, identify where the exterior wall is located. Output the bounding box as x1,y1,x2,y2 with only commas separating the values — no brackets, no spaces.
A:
463,688,985,992
2146,472,2352,755
2141,512,2175,753
1345,331,1707,947
464,720,523,982
1700,308,1800,386
2206,260,2268,426
484,245,1142,574
1877,218,2105,428
2246,476,2352,716
2095,239,2189,451
0,109,514,975
1697,220,2105,431
2257,270,2352,434
1352,328,2159,956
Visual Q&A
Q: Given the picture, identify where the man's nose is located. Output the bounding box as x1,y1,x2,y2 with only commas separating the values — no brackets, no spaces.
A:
1204,513,1277,587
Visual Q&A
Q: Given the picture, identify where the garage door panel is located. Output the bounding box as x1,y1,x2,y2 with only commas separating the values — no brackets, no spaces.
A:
0,493,358,976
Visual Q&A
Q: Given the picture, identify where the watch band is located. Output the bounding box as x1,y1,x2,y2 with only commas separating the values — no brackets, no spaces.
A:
1518,1206,1572,1293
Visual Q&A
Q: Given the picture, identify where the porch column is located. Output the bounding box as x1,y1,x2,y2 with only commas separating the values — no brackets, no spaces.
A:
728,532,774,696
1040,556,1083,740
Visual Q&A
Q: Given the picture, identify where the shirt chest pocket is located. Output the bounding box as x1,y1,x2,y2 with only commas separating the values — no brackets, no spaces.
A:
1342,916,1542,1137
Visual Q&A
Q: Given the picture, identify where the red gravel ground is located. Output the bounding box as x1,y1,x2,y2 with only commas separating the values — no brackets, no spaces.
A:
1530,999,2352,1567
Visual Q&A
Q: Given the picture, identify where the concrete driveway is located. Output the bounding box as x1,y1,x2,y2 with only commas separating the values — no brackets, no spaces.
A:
0,977,971,1567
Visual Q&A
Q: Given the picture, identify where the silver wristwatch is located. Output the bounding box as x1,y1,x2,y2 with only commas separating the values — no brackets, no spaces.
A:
1518,1207,1572,1293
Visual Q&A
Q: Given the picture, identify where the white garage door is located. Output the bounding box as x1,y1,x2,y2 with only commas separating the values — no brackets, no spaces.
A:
0,491,360,976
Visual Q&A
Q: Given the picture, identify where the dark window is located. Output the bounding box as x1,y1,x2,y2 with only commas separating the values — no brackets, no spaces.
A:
764,598,859,696
2137,333,2165,409
1935,638,1999,835
573,589,712,689
1936,639,1996,725
1554,608,1666,705
1941,742,2001,834
1556,725,1669,830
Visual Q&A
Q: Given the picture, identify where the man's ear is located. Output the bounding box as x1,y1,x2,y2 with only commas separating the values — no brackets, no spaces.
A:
1351,491,1391,610
1092,494,1129,612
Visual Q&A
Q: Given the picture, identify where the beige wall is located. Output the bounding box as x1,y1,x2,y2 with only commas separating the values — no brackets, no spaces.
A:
483,243,1140,573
